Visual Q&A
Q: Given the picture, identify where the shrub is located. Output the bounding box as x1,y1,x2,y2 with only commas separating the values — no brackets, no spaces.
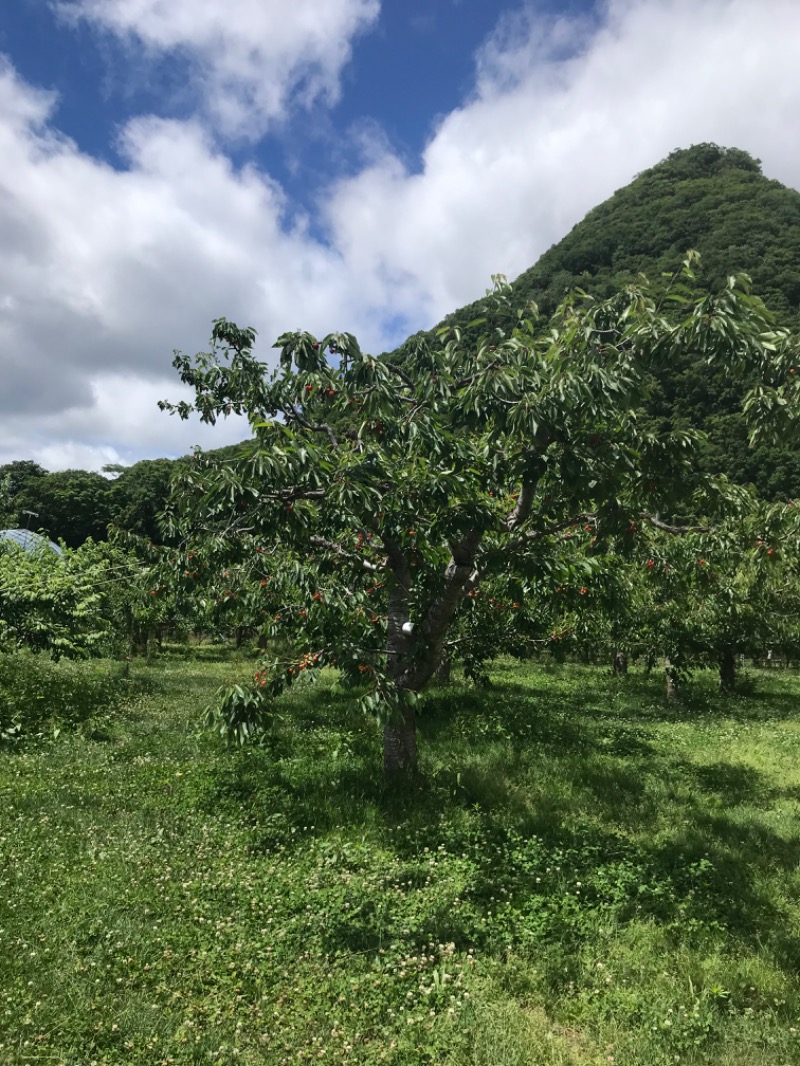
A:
0,653,132,740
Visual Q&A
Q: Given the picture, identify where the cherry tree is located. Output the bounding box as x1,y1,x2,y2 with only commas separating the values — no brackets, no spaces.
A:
626,494,800,694
161,264,799,773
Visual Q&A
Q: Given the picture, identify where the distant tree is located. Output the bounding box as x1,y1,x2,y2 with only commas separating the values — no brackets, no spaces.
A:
19,470,112,548
624,495,800,694
108,459,177,541
0,460,47,527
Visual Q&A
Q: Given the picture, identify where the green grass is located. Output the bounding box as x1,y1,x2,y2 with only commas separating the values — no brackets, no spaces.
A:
0,653,135,740
2,654,800,1064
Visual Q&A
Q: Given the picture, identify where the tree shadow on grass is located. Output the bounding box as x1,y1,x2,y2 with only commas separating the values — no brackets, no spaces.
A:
687,760,772,805
420,679,656,758
198,674,790,844
602,669,800,725
308,795,800,980
192,669,800,982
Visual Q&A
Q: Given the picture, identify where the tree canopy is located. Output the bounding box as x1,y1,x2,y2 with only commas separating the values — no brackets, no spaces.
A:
161,262,799,773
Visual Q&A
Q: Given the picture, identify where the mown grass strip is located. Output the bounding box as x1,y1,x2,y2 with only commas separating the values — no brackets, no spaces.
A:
1,655,800,1064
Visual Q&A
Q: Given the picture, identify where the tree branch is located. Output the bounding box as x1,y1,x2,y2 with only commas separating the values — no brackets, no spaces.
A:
261,488,327,502
384,362,417,390
402,530,483,689
283,404,339,449
308,535,382,572
505,479,538,531
640,513,712,534
454,359,501,391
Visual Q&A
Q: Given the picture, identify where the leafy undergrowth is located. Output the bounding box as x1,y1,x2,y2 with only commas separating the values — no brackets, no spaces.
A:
2,654,800,1064
0,652,138,741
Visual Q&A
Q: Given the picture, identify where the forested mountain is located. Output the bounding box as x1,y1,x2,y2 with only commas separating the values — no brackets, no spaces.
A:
447,145,800,325
427,144,800,500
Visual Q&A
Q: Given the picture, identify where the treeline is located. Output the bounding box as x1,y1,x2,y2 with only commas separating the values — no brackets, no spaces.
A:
0,458,176,547
0,437,254,548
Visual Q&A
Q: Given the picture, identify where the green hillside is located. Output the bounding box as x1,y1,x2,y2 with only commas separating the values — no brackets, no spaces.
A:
432,144,800,500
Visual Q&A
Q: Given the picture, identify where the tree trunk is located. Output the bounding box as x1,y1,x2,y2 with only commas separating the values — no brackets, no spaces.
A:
664,657,678,701
612,649,628,675
383,552,418,775
130,620,149,657
720,648,736,694
383,706,418,775
380,530,481,775
436,651,452,684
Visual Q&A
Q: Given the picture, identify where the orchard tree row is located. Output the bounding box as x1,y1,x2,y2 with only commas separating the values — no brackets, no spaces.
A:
0,528,279,666
156,259,800,773
3,487,798,695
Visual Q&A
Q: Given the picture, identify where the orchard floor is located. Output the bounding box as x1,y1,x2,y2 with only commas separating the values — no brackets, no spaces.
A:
2,654,800,1065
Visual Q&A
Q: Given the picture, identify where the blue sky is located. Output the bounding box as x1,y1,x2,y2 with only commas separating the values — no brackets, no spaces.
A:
0,0,798,470
2,3,592,170
0,0,595,228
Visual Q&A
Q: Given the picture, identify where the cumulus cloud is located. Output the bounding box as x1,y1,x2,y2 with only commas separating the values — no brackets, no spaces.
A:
3,0,800,469
324,0,800,316
0,59,407,468
2,372,251,471
57,0,380,137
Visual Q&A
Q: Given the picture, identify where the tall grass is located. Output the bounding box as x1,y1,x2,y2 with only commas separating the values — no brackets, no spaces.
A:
0,652,134,740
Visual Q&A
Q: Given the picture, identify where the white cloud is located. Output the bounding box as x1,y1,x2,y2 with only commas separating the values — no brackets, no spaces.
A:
4,0,800,470
33,442,125,474
324,0,800,317
0,60,403,470
1,373,251,470
57,0,381,137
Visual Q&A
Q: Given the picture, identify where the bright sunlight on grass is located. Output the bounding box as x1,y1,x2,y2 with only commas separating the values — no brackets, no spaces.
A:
2,655,800,1064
